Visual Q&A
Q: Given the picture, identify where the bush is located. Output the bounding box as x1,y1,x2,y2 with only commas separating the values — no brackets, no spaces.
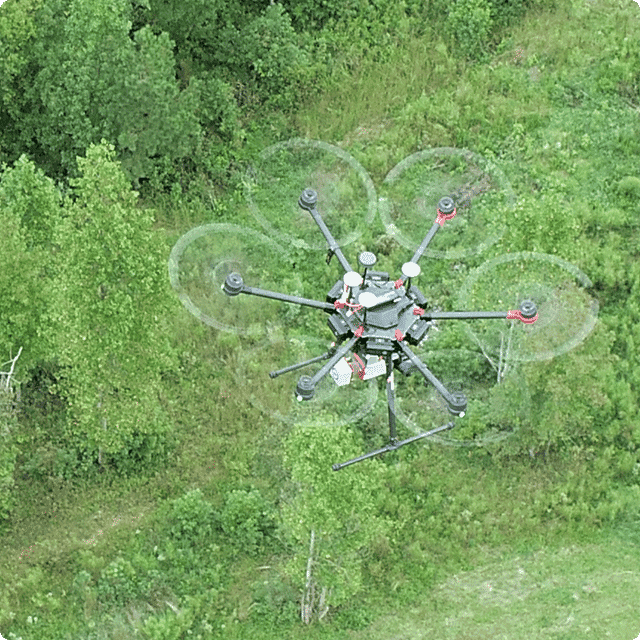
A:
616,176,640,200
498,191,582,257
71,569,93,596
445,0,493,61
283,0,370,32
595,34,640,103
167,488,216,545
96,557,140,607
140,595,207,640
250,577,300,627
229,4,311,110
489,0,532,32
193,73,240,138
219,488,275,555
159,539,224,597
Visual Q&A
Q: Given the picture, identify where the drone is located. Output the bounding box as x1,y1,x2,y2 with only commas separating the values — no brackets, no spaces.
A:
223,188,538,470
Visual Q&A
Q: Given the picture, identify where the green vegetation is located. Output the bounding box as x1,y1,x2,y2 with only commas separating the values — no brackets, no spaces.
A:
351,527,640,639
1,0,640,638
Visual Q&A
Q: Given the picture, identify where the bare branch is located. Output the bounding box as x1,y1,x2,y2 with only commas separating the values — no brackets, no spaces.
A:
0,346,23,391
301,529,316,624
317,586,330,621
470,334,498,373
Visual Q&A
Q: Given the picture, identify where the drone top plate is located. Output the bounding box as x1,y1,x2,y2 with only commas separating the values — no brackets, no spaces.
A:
327,274,430,351
357,291,378,308
355,281,415,332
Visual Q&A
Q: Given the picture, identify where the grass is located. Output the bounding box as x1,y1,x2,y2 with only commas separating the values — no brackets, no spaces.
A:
2,0,640,637
348,524,640,640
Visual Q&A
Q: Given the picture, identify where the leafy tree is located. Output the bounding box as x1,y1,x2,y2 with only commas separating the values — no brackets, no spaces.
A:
0,156,60,371
0,155,62,252
280,415,388,621
0,0,42,168
45,141,179,474
9,0,200,185
146,0,311,109
0,156,62,492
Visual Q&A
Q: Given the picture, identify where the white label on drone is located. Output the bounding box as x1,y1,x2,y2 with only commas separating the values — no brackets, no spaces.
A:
330,358,353,386
362,357,386,380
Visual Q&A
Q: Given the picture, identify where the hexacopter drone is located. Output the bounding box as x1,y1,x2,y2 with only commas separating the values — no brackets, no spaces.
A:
223,188,538,470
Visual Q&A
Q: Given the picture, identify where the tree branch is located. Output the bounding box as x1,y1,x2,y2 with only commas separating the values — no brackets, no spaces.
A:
301,529,315,624
0,346,23,392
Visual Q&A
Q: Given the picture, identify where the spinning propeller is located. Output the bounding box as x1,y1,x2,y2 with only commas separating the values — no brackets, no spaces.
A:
168,140,598,470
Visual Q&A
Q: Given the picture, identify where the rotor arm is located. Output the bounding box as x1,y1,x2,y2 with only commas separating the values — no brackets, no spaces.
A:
409,221,442,266
332,421,455,471
397,342,467,416
295,334,360,401
422,310,509,320
417,300,538,323
298,188,353,273
223,272,334,312
408,197,457,266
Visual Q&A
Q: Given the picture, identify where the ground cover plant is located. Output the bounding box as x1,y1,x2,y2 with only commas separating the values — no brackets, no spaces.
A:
0,0,639,638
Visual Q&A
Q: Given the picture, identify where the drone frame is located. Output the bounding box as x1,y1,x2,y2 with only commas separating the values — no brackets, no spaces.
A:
224,188,538,470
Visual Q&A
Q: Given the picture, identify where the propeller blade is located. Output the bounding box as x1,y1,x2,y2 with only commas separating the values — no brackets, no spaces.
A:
244,138,377,251
379,147,515,259
168,223,302,336
457,251,598,362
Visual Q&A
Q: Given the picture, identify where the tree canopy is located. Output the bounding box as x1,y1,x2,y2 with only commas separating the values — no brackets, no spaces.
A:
29,141,180,475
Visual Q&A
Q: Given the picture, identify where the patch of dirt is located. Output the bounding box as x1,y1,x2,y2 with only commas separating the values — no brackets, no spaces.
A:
339,119,393,148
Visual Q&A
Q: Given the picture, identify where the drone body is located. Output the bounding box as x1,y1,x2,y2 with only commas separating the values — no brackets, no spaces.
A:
224,188,537,470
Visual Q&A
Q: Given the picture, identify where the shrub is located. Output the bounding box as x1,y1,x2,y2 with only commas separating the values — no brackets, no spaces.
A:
489,0,529,31
140,595,205,640
229,4,311,110
616,176,640,200
96,557,140,607
159,539,224,597
193,73,240,138
167,488,216,545
445,0,493,61
250,577,300,627
219,488,275,555
595,34,640,103
283,0,370,32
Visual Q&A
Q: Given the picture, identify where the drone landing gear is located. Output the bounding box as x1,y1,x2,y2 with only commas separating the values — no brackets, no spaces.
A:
331,421,456,471
268,348,336,379
332,352,456,470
